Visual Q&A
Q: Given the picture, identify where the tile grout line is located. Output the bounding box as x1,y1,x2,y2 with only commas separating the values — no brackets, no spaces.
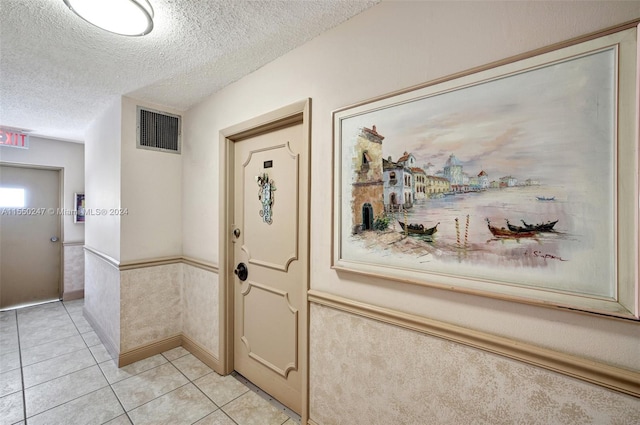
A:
129,351,242,425
24,303,98,392
21,303,110,423
206,371,251,424
17,320,84,354
63,300,133,425
177,368,241,425
7,302,103,424
168,360,215,423
109,354,183,423
107,352,243,425
13,309,28,425
21,343,95,371
23,363,99,392
27,386,112,424
11,301,299,425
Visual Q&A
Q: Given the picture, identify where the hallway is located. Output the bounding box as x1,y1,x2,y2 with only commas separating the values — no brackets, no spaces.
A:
0,300,300,425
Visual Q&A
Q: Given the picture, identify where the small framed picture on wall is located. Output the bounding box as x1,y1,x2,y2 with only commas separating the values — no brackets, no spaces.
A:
74,193,85,223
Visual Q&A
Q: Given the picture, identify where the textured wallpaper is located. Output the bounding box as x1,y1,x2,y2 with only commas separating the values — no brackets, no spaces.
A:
182,264,219,358
120,264,182,352
83,252,120,351
63,244,84,293
309,304,640,425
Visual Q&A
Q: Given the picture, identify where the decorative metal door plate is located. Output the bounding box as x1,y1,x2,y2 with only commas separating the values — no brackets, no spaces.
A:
256,173,276,224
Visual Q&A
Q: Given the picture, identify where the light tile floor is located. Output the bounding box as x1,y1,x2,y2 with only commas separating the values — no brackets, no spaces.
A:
0,300,300,425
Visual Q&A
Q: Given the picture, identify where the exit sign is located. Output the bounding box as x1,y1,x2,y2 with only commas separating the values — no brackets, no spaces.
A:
0,128,29,149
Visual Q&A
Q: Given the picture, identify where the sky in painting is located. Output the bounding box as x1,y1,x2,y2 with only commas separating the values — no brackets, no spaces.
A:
342,48,615,188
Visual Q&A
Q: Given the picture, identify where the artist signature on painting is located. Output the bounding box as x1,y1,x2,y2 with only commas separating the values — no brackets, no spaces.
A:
526,250,568,262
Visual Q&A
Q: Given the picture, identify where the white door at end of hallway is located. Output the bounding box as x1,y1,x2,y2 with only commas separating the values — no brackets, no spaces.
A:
0,165,61,309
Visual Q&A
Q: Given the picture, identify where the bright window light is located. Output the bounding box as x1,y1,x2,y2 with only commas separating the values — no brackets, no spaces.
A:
63,0,154,36
0,188,25,207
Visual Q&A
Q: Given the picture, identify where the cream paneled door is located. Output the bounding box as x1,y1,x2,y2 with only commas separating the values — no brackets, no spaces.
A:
0,165,61,309
232,118,308,414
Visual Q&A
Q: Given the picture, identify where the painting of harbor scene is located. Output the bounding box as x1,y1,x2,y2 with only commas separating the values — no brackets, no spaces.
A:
335,46,619,302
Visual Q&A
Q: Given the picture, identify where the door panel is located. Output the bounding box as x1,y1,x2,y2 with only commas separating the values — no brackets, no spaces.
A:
242,142,299,271
0,165,61,309
233,121,306,414
241,281,298,377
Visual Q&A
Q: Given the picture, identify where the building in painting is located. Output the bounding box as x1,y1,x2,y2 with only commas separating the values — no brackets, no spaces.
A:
383,156,414,211
396,151,417,168
352,125,385,232
425,175,451,195
477,170,490,189
382,157,400,210
444,153,464,189
411,167,427,199
395,152,417,207
468,170,489,190
499,175,518,187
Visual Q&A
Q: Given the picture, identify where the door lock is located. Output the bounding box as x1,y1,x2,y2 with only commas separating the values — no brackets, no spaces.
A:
234,262,248,281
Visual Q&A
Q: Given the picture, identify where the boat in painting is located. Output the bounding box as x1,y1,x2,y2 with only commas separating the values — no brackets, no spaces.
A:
536,196,555,201
398,221,439,236
486,219,536,238
521,219,558,232
506,219,559,233
505,220,530,233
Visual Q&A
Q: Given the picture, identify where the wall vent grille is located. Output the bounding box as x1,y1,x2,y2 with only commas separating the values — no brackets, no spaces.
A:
137,107,181,154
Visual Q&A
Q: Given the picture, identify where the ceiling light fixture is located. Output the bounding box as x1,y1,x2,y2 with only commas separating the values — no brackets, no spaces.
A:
63,0,154,36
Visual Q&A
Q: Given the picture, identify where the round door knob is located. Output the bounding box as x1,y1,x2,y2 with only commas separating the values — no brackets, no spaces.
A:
234,262,248,281
50,236,59,242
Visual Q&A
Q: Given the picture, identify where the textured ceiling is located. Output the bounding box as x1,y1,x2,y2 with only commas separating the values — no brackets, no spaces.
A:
0,0,378,142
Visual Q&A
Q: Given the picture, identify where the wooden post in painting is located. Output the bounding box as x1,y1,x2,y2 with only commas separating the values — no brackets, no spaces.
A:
455,217,460,249
393,207,397,232
403,206,408,238
464,214,470,249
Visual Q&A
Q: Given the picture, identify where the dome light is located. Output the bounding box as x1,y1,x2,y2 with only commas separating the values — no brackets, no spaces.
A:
63,0,154,36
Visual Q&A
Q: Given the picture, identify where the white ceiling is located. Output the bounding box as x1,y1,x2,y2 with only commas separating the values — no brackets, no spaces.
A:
0,0,378,142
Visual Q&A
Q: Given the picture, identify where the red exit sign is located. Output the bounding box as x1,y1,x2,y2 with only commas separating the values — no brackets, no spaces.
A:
0,128,29,149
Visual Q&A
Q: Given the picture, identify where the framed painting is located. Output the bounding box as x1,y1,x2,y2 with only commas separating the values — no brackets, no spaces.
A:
332,25,639,319
74,192,85,223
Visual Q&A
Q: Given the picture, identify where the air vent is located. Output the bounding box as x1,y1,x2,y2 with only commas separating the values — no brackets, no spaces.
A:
137,106,181,154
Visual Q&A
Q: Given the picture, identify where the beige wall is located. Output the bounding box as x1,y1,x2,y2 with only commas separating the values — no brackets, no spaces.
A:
84,98,122,260
84,96,183,262
183,1,640,422
83,98,122,350
84,96,186,359
120,97,183,262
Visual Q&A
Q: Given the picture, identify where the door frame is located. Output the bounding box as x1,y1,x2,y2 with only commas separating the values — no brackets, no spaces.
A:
0,163,64,305
218,99,311,422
